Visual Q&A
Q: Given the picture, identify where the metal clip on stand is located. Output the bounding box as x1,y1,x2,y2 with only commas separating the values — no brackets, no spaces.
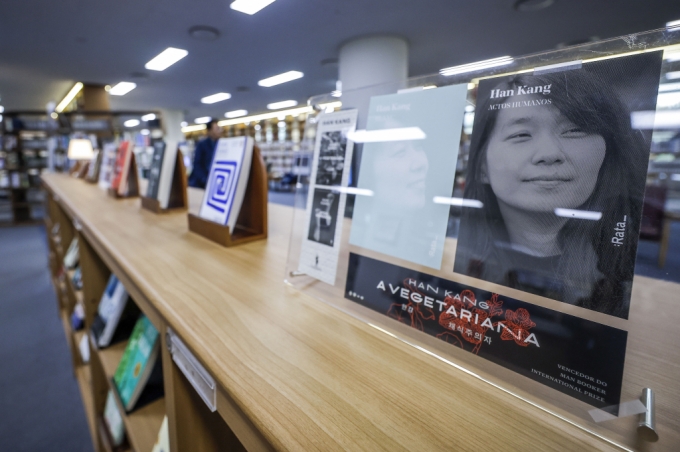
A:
637,388,659,442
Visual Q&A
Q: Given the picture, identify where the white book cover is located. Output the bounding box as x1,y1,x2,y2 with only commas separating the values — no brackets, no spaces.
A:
157,139,179,209
103,390,125,447
98,142,117,190
298,109,358,285
78,334,90,364
199,136,254,231
151,416,169,452
63,238,79,269
97,275,129,348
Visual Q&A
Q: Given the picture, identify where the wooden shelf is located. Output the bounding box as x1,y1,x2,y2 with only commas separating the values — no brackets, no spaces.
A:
96,340,165,452
42,172,680,451
97,341,126,379
75,364,98,450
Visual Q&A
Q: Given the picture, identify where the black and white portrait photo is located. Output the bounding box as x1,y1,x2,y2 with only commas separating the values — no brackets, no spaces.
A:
453,51,663,319
307,188,340,246
315,131,347,186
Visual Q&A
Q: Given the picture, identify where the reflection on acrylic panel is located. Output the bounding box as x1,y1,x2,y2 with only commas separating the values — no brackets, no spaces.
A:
349,84,469,269
453,51,664,319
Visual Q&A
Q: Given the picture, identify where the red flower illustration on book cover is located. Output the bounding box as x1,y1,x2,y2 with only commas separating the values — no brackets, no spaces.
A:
499,308,536,346
387,278,435,330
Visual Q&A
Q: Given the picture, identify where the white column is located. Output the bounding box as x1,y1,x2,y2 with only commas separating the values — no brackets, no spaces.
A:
339,36,408,129
159,109,185,144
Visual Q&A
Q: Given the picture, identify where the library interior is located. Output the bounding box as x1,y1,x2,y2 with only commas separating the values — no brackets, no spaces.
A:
2,1,680,451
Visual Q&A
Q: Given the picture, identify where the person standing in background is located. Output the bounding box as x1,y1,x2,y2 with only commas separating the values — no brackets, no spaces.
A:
188,119,221,188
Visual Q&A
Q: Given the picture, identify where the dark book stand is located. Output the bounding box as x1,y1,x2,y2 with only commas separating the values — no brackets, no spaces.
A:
140,150,188,213
188,145,268,247
108,153,139,199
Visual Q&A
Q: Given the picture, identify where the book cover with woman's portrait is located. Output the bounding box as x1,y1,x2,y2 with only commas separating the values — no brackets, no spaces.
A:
453,51,663,319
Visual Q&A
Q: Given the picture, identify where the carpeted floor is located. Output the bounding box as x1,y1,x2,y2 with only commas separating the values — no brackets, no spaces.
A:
0,225,93,452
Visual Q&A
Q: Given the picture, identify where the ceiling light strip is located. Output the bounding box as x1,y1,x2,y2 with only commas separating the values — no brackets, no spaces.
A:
56,82,84,113
145,47,189,71
258,71,304,87
201,92,232,104
230,0,277,15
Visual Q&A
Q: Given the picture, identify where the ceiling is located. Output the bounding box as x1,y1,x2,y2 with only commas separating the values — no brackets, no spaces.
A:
1,0,679,123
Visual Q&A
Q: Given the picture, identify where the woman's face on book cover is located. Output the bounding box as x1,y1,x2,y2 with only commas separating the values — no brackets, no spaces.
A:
374,139,429,210
484,99,606,213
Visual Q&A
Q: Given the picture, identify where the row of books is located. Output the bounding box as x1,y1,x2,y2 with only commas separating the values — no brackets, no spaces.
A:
59,232,167,451
94,135,257,233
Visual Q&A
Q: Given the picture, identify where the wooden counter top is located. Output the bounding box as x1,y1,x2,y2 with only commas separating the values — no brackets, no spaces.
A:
42,173,675,451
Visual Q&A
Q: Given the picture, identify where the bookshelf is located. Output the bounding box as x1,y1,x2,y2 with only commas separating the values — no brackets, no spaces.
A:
1,116,49,225
42,172,680,451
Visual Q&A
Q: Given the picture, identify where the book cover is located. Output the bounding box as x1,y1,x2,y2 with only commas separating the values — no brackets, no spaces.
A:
78,333,90,364
92,274,138,348
113,315,160,412
111,141,132,195
146,141,166,200
99,142,117,190
103,389,125,447
63,237,79,269
72,265,83,290
151,416,169,452
349,84,469,269
157,139,179,209
453,51,663,319
85,149,100,181
198,136,253,231
345,253,627,409
298,109,358,285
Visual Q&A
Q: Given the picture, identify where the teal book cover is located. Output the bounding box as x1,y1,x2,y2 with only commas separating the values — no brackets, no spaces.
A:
114,315,159,410
349,84,468,269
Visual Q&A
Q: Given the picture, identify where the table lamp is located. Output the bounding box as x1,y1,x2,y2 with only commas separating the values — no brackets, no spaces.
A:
67,138,95,178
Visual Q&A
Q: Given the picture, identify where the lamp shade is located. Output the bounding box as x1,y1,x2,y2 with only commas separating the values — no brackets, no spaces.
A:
67,138,95,160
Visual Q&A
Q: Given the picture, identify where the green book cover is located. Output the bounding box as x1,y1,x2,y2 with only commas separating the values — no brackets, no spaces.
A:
113,315,159,411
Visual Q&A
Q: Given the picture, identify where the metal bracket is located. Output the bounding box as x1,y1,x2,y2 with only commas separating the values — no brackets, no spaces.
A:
637,388,659,442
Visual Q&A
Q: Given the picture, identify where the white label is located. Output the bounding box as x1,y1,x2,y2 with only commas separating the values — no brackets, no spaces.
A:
167,328,216,412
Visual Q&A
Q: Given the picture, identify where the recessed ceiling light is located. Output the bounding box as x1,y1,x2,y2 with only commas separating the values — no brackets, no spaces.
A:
440,56,513,76
181,121,188,127
195,116,212,124
225,109,248,118
51,112,58,119
142,113,156,121
258,71,304,87
124,119,140,127
267,100,298,110
514,0,554,12
201,92,232,104
0,106,4,113
188,25,220,41
109,82,137,96
141,129,150,135
230,0,276,15
145,47,188,71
